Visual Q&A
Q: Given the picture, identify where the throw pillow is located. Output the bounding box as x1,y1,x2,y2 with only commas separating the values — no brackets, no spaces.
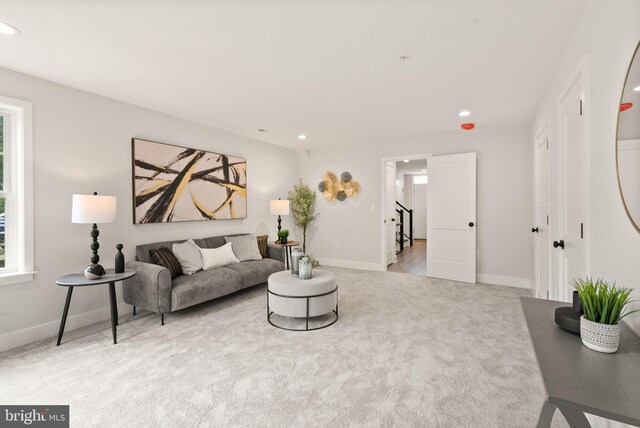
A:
200,242,239,270
256,235,269,258
172,239,203,275
224,234,263,262
149,247,183,279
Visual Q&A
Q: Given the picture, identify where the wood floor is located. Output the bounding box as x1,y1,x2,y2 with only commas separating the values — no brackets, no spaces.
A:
387,239,426,275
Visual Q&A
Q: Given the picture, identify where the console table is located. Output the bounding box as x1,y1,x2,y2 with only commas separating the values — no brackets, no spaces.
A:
56,270,136,345
520,297,640,428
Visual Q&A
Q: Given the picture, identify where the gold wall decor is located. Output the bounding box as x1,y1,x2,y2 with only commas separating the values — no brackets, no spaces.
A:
318,171,360,201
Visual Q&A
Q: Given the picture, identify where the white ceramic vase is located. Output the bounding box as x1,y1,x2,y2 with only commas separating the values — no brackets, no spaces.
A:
580,315,620,353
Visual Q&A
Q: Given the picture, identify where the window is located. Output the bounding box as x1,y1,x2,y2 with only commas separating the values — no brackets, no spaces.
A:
0,95,34,285
413,175,428,184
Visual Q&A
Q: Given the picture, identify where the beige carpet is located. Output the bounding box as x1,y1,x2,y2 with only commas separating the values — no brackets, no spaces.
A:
0,268,569,427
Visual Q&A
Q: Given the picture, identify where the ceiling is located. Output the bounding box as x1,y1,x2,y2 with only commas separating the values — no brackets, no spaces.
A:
0,1,586,149
396,159,428,176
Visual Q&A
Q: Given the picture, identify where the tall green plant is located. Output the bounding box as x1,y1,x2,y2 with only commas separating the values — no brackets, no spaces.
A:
288,179,317,253
572,277,639,325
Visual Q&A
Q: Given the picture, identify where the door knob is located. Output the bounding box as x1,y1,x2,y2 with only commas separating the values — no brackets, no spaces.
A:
553,240,565,249
532,227,539,233
468,222,475,227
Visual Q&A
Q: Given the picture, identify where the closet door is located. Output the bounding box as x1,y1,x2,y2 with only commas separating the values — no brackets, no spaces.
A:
556,71,587,302
534,130,551,299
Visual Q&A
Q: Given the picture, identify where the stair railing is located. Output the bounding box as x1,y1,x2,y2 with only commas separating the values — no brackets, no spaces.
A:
395,201,414,252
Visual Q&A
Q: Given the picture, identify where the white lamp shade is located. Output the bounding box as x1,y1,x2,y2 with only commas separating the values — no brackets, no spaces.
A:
270,199,290,216
72,194,117,224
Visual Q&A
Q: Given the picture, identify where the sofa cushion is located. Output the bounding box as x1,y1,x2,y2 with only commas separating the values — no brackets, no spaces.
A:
202,233,246,249
200,242,239,270
170,268,243,311
256,235,269,258
225,259,285,288
149,247,183,278
225,234,262,262
172,239,204,275
136,238,206,263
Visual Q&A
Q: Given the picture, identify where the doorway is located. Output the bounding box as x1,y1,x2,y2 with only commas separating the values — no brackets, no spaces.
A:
382,156,429,275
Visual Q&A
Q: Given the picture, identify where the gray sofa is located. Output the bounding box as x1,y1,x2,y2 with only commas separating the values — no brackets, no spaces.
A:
123,234,285,324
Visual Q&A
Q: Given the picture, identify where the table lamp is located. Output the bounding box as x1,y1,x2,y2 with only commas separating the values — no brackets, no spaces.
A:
72,192,117,279
270,199,290,243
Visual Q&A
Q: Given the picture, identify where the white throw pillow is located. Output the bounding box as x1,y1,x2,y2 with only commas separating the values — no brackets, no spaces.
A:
200,242,239,270
172,239,203,275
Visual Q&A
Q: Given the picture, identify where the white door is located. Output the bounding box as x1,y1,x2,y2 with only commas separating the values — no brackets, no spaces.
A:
413,182,427,239
557,76,586,302
385,162,397,265
534,133,550,299
426,153,476,283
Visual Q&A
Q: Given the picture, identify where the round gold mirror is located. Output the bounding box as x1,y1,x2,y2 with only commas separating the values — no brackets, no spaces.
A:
616,41,640,233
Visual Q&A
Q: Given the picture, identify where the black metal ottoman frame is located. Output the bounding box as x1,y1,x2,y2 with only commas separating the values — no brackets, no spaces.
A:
267,285,339,331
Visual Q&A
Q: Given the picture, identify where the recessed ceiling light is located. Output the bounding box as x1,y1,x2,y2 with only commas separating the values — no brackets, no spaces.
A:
298,134,306,140
0,21,21,36
403,160,409,163
421,169,427,172
634,85,640,92
458,110,471,117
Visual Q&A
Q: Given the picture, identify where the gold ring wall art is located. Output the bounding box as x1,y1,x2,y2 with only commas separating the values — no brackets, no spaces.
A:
318,171,360,201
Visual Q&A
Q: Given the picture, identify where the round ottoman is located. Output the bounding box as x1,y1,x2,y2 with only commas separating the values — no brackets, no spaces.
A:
267,270,338,331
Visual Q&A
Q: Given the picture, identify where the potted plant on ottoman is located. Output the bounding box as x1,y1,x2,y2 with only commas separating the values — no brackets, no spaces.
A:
572,278,639,353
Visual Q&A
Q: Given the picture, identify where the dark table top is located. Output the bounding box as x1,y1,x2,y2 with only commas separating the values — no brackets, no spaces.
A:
520,297,640,426
56,269,136,287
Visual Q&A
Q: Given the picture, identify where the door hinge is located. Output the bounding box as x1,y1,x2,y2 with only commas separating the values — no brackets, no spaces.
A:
546,290,549,300
581,222,584,239
546,139,549,150
580,99,583,116
546,215,549,226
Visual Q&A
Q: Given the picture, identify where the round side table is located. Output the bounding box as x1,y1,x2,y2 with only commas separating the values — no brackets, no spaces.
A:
267,270,338,331
55,269,136,345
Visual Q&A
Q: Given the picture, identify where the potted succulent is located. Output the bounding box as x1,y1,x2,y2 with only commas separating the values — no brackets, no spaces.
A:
572,278,639,353
277,229,289,245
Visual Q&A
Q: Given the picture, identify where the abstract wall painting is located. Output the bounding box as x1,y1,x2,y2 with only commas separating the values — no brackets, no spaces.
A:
132,138,247,224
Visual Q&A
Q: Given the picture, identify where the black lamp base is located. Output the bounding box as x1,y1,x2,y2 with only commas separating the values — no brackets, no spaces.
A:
84,263,105,280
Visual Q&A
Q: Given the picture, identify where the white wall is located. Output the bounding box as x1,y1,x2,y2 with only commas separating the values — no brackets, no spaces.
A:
532,4,640,426
532,0,640,333
299,126,533,285
0,67,299,351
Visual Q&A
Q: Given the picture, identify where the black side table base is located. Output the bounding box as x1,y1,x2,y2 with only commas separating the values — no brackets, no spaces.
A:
56,287,74,346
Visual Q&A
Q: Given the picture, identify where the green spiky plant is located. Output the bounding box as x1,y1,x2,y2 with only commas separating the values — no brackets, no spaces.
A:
572,278,639,325
288,179,317,254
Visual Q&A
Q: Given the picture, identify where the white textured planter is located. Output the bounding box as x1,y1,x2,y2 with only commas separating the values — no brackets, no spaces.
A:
580,316,620,353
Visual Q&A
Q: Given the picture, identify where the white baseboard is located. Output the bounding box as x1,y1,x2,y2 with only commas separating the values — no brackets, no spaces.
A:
477,274,532,289
318,258,385,272
0,302,131,353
